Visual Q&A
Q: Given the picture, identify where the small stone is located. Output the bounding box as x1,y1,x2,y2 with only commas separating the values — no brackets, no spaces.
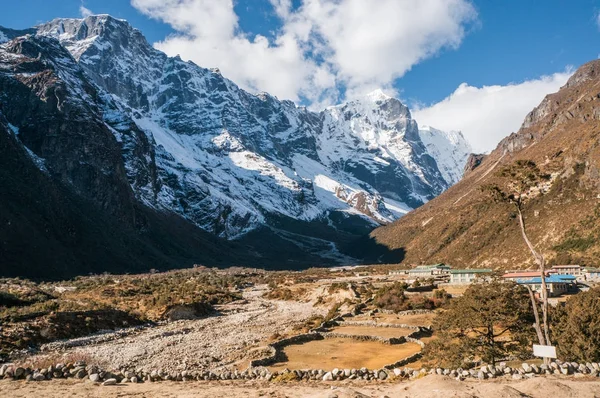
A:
323,372,333,381
512,374,523,380
378,370,388,380
522,363,532,373
89,373,101,383
33,373,45,382
477,371,486,380
15,367,26,379
393,368,402,377
102,378,118,386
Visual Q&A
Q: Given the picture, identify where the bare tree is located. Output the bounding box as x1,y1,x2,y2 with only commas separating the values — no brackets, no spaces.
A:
482,160,552,353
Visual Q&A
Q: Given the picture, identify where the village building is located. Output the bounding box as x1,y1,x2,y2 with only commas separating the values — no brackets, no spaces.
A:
388,269,406,276
515,274,577,297
502,271,555,281
449,269,492,284
550,264,582,276
583,267,600,282
407,264,451,279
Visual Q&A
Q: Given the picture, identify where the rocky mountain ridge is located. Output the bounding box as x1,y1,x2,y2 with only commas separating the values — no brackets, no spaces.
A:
369,59,600,268
0,15,471,276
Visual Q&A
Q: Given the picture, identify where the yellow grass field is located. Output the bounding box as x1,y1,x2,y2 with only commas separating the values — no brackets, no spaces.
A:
269,338,422,370
330,325,414,338
352,312,436,326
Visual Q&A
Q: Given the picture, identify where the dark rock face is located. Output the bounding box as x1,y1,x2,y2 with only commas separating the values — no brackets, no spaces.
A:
463,153,486,176
0,35,139,220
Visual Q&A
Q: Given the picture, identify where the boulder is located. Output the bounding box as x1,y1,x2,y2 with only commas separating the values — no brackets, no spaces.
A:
102,378,118,386
89,373,101,383
323,372,333,381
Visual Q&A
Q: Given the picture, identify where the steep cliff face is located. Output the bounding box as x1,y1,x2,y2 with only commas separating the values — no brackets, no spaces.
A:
369,59,600,269
0,34,270,279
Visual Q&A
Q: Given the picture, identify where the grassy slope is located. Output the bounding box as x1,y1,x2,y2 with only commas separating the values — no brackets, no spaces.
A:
369,60,600,269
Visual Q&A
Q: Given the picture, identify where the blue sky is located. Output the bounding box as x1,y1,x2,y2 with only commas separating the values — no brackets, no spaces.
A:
1,0,599,151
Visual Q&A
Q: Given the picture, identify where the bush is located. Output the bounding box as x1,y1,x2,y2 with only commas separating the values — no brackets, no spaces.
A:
373,282,409,312
423,280,535,368
552,287,600,362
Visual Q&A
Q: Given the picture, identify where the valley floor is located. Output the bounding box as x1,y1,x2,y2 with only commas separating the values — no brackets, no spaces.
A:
2,375,600,397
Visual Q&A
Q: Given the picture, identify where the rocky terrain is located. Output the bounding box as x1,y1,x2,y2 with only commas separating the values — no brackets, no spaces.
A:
0,15,471,277
2,268,600,398
369,59,600,268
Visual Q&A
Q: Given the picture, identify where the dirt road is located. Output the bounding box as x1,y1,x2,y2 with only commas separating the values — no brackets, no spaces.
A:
2,375,600,398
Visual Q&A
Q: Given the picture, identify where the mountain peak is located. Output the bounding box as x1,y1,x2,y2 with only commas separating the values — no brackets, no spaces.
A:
36,14,142,60
365,88,392,102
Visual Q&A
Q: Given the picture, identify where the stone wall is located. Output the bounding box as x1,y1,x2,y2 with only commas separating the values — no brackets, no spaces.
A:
249,333,324,367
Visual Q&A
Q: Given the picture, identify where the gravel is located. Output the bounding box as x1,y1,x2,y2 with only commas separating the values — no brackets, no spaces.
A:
37,286,324,374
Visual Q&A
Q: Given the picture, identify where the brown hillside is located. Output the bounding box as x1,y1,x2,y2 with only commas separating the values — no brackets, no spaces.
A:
370,60,600,269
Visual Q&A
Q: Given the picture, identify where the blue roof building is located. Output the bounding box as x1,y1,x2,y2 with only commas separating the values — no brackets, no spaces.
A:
516,274,576,297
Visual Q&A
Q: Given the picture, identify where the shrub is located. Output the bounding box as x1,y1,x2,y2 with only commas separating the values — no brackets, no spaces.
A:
552,287,600,362
423,279,535,368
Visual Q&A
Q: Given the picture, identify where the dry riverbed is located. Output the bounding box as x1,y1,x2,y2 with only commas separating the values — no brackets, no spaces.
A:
24,286,326,373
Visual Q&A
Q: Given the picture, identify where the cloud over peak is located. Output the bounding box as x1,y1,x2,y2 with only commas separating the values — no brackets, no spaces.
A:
412,70,573,153
130,0,478,105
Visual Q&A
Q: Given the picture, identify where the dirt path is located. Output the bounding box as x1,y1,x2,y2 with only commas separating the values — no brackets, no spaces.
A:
2,375,600,398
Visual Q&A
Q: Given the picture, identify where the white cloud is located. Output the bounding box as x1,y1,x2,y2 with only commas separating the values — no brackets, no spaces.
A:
412,71,573,153
130,0,477,104
596,11,600,29
79,4,93,18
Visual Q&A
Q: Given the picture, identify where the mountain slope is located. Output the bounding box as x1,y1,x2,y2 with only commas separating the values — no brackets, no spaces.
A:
0,37,255,279
33,16,467,239
369,60,600,268
419,126,472,185
0,16,471,277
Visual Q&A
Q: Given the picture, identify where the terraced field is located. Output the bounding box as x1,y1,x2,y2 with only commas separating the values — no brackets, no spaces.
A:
329,325,414,338
352,312,436,326
269,338,422,370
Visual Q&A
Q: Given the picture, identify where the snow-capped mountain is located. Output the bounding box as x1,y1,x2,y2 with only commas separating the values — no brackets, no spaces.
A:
418,126,472,185
0,15,471,265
